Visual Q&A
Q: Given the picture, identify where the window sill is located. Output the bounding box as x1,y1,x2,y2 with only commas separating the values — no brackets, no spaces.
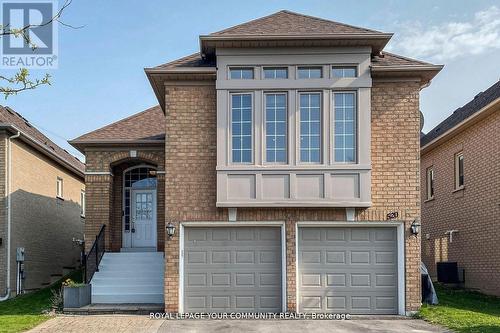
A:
424,197,435,203
453,186,465,193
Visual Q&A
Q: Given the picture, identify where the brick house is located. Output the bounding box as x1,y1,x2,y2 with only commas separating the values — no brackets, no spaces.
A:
421,80,500,296
70,11,442,314
0,106,85,299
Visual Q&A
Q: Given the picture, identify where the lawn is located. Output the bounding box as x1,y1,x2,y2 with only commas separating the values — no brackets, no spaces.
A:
0,270,82,333
419,284,500,333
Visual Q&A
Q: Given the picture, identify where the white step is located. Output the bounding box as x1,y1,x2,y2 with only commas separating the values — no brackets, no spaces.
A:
92,293,164,304
90,252,164,304
92,285,163,294
91,276,163,285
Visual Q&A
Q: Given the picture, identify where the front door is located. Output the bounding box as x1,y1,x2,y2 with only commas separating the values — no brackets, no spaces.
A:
131,189,157,248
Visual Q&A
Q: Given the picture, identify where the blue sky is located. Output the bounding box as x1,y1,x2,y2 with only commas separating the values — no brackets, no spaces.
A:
3,0,500,160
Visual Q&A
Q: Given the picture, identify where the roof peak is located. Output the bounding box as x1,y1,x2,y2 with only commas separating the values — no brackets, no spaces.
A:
209,10,385,36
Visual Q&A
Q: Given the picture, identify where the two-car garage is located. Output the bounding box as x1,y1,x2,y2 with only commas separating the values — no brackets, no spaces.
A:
181,223,402,314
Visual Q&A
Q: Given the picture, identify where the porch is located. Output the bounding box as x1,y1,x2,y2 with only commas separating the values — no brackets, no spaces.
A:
82,151,166,304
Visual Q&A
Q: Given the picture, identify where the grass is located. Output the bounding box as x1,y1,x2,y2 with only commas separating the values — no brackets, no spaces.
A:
418,284,500,333
0,270,83,333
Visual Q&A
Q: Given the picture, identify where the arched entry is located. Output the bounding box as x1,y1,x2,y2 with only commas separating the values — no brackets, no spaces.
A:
122,165,157,250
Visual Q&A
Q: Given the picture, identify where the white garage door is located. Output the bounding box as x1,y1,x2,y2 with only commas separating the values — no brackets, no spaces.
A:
183,227,282,313
298,227,399,314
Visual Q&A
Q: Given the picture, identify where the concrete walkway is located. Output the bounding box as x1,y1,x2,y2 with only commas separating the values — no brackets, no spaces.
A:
28,315,449,333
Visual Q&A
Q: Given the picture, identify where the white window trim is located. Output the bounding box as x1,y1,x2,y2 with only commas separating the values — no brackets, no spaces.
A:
228,67,254,80
263,92,288,164
297,91,323,164
331,65,358,78
426,167,434,200
262,67,289,79
296,66,323,79
56,177,63,199
332,90,358,164
454,151,464,190
229,92,254,165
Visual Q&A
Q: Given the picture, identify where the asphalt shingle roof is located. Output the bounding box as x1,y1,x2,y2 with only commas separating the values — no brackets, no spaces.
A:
71,105,165,143
0,106,84,174
421,80,500,146
209,10,383,36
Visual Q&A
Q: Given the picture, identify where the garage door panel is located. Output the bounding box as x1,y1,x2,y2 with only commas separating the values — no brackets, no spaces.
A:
298,227,398,314
184,227,282,313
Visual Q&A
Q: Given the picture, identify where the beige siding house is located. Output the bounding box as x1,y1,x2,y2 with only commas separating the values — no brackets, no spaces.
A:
0,106,85,298
71,10,442,314
421,80,500,296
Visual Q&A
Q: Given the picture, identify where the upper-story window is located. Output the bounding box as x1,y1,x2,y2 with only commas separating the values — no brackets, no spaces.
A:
80,190,86,217
299,92,321,163
332,66,357,78
426,167,434,200
56,177,63,198
333,92,356,163
297,66,322,79
454,151,464,189
229,67,254,79
263,67,288,79
231,93,253,163
265,93,287,163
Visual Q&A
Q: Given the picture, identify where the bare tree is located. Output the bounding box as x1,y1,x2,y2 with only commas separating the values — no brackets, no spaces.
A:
0,0,80,98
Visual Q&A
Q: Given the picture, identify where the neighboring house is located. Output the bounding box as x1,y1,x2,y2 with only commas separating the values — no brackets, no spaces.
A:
421,80,500,296
70,10,442,314
0,106,85,299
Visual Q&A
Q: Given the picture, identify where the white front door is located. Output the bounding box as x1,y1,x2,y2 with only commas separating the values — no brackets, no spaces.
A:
131,189,157,248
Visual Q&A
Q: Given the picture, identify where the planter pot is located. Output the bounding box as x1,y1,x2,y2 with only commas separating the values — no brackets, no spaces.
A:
63,284,91,308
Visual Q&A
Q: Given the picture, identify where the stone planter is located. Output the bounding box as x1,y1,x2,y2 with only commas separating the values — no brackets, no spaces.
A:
63,284,91,308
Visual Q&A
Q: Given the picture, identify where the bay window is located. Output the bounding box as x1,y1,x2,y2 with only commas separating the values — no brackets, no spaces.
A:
333,92,356,163
299,92,321,163
231,93,253,163
265,93,287,163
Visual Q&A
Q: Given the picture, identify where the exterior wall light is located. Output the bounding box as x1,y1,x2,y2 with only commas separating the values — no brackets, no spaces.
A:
411,218,421,236
166,222,176,239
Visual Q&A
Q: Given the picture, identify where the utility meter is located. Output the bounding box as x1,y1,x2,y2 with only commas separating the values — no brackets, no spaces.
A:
16,247,25,262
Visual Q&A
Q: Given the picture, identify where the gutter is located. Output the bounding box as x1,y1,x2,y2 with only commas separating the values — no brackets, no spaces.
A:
421,98,500,154
0,124,84,179
0,130,20,301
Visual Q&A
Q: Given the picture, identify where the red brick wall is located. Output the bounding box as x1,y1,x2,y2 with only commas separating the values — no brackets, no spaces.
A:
421,109,500,296
164,81,422,313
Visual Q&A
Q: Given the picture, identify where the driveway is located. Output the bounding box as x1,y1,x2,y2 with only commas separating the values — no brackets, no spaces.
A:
28,315,449,333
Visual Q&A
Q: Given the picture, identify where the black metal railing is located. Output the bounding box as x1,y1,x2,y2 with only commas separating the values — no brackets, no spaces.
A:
84,225,106,283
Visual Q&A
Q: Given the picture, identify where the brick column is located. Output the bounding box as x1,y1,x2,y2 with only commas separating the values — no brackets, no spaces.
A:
84,174,113,252
164,221,179,312
286,219,296,312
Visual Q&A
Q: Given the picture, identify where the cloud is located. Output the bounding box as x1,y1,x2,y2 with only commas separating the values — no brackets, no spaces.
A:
388,6,500,61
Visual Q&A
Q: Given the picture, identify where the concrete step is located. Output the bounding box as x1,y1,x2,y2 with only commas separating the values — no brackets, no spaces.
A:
92,293,164,304
90,252,164,305
92,284,163,294
98,263,164,272
104,252,163,258
91,276,163,286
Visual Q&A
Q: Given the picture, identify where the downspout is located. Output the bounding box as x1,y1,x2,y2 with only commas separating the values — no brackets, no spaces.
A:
0,130,20,301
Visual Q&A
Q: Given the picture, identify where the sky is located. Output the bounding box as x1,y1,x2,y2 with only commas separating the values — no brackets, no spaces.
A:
3,0,500,161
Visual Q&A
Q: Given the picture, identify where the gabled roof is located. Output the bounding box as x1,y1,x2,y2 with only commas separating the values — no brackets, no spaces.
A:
145,10,442,111
421,80,500,149
209,10,382,36
0,106,84,177
199,10,393,56
152,53,215,70
70,105,165,152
